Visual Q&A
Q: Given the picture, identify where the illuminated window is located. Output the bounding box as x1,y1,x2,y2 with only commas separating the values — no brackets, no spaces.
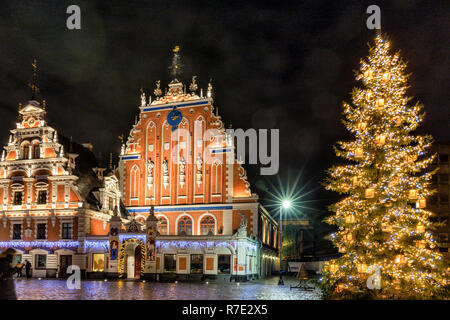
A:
178,216,192,235
200,215,215,235
158,217,168,235
92,254,104,272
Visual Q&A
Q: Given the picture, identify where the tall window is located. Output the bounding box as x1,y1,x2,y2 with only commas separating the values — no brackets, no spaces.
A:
211,161,222,194
130,165,140,199
62,223,72,239
13,191,23,205
35,254,46,269
178,216,192,235
158,217,168,235
36,223,46,240
37,190,47,204
23,145,30,159
33,144,40,159
13,224,22,240
200,215,215,235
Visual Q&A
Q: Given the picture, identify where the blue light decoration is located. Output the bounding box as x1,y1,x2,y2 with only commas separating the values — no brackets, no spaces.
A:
119,234,147,242
155,240,258,252
167,106,183,131
84,240,110,251
0,241,79,249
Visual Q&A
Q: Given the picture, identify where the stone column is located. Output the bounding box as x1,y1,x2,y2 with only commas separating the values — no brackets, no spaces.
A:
107,206,121,278
144,205,158,279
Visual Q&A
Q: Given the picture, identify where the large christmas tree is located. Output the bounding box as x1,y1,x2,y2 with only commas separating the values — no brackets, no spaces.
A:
321,34,448,299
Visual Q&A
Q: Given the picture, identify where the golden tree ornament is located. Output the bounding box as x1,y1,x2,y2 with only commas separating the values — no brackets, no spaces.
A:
408,189,418,200
365,188,375,198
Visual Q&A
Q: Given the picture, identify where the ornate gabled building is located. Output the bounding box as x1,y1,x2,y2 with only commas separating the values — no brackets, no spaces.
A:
114,48,279,281
0,61,124,278
0,54,279,281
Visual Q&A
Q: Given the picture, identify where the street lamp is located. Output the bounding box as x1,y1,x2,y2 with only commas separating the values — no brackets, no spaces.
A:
278,199,291,285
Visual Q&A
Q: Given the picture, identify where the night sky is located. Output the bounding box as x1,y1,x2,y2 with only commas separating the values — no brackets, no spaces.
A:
0,1,448,222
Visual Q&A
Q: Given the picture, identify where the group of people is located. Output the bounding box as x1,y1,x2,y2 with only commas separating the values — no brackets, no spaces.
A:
13,260,32,279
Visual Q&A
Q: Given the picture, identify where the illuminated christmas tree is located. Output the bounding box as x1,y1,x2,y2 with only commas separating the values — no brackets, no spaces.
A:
321,34,448,299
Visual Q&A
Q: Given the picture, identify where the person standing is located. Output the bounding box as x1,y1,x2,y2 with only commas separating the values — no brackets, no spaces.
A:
0,248,18,300
15,261,24,278
25,259,32,279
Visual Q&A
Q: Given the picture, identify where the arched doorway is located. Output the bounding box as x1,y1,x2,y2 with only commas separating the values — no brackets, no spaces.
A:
124,242,142,279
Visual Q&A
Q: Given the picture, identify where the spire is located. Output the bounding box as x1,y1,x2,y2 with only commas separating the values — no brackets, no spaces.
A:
18,103,22,120
168,45,183,80
28,58,40,100
109,152,113,170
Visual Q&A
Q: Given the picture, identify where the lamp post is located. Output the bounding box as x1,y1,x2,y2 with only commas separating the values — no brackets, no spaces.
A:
278,199,291,285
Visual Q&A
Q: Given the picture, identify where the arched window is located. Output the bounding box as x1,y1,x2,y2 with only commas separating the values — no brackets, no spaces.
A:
211,161,222,195
178,216,192,235
23,145,30,160
158,217,168,235
33,144,40,159
200,215,215,235
130,165,140,200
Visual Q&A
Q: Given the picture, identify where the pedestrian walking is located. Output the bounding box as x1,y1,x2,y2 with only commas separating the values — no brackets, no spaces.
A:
0,248,18,300
25,259,32,279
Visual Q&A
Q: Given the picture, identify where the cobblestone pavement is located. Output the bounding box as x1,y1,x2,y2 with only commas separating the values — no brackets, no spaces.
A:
14,276,322,300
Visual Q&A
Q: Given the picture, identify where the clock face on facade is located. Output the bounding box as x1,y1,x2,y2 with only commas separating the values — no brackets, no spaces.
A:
167,106,182,132
27,117,36,127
